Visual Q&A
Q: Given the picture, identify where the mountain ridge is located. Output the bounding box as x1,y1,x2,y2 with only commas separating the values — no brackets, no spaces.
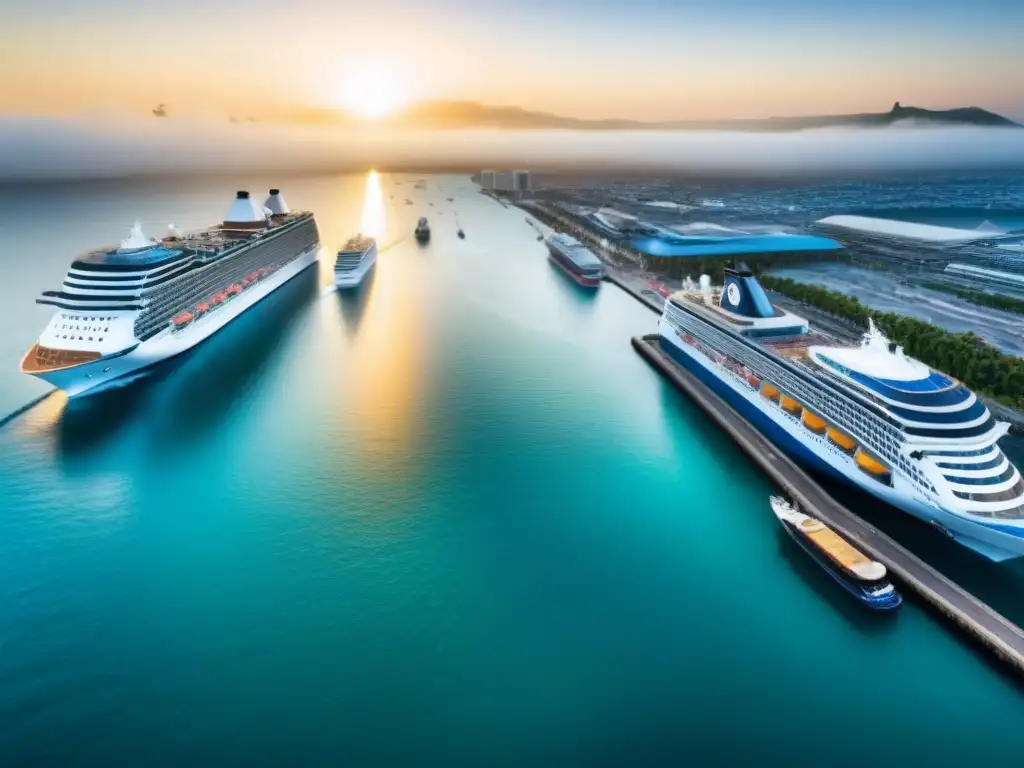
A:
278,100,1021,132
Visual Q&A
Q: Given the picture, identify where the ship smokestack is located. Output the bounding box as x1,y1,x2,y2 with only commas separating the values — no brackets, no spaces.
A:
224,190,268,228
264,188,290,215
699,274,712,304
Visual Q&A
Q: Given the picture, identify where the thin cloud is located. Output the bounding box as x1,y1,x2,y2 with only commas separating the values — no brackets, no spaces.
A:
1,115,1023,181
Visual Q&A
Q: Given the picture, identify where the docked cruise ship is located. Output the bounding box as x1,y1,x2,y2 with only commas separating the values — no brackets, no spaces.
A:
544,233,604,287
333,235,377,289
21,189,320,397
659,267,1024,561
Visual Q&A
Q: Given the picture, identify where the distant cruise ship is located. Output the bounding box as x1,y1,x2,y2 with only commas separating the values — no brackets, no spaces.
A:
334,235,377,289
544,233,604,287
659,267,1024,561
21,189,320,397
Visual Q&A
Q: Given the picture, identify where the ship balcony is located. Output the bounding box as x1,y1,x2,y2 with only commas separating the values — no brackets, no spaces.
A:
20,343,102,373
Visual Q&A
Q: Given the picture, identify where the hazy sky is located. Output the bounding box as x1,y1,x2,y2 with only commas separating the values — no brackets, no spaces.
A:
4,0,1024,121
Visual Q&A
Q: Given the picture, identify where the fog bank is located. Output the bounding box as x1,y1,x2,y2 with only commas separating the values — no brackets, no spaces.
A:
2,116,1024,182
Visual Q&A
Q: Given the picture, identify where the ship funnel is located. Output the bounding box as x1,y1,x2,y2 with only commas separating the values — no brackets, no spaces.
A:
720,267,775,319
699,274,712,304
118,220,156,253
264,188,290,215
224,190,268,227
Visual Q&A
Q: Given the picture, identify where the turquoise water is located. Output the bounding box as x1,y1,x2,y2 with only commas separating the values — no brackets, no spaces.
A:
1,174,1023,765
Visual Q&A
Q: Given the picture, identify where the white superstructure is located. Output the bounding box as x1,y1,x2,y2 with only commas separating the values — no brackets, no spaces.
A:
333,235,377,289
658,267,1024,562
21,190,320,397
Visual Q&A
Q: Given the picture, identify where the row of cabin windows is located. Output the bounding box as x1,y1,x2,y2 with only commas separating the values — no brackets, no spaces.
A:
61,324,109,332
61,314,116,322
944,465,1017,487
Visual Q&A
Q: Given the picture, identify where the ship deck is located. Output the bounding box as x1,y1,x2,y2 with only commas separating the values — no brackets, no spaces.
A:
800,519,878,573
77,211,311,265
340,235,375,253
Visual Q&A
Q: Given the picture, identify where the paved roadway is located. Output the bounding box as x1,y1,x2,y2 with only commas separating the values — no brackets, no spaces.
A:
632,334,1024,679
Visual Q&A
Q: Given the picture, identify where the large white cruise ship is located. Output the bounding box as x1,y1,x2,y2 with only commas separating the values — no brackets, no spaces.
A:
21,189,320,398
658,267,1024,561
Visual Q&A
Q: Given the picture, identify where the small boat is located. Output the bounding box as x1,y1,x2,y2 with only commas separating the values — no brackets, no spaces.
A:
457,229,465,239
771,496,901,610
195,302,210,315
212,293,225,305
415,217,430,243
447,197,454,202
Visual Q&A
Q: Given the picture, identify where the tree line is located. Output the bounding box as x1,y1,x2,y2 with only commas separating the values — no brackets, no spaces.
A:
919,282,1024,317
759,275,1024,409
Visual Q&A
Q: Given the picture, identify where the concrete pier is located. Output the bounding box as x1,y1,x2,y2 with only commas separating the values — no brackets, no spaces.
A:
604,272,663,314
632,333,1024,680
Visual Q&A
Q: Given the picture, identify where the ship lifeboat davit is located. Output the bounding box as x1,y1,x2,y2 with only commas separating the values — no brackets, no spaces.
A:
172,312,194,329
827,427,857,454
802,410,827,435
855,448,892,484
780,394,803,416
760,382,780,402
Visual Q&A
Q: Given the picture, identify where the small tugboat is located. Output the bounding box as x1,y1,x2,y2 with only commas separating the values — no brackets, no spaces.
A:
415,217,430,243
770,496,902,611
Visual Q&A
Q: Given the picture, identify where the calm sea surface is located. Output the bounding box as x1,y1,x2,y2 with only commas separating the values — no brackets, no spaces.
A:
1,174,1023,765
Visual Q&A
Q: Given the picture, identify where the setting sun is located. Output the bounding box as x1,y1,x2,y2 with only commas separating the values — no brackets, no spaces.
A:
338,64,410,119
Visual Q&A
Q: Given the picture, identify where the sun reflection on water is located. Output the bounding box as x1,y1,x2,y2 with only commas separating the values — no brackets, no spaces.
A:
359,170,388,241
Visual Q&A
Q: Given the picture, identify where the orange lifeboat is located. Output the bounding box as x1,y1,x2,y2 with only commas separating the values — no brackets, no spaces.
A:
855,448,891,483
802,410,827,435
195,302,210,315
172,312,194,328
761,383,780,402
212,293,225,305
746,373,761,390
780,395,802,416
827,427,856,454
227,284,242,296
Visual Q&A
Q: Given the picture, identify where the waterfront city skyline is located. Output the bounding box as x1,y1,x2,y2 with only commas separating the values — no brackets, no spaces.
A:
4,0,1024,123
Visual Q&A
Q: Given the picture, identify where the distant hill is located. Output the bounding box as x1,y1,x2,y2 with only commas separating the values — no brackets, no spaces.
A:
282,100,1021,132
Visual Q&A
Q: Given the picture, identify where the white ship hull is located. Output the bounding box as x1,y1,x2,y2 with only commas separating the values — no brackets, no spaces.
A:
32,247,319,398
659,318,1024,561
334,249,376,289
